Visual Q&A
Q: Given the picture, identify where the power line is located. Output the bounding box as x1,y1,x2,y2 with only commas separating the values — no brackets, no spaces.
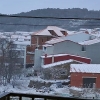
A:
1,14,100,20
79,25,100,26
1,22,100,27
0,22,60,26
0,22,59,26
0,14,100,26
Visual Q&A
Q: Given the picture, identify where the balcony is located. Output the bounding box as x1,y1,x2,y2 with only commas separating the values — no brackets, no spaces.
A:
0,92,86,100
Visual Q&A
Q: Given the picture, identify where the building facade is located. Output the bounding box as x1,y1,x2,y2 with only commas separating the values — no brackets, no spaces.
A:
43,35,100,64
70,64,100,88
27,26,69,66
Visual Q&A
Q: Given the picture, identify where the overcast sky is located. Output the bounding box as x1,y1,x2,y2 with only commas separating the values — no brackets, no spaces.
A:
0,0,100,14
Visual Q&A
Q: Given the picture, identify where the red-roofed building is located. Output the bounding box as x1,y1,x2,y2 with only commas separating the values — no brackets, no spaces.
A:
70,64,100,88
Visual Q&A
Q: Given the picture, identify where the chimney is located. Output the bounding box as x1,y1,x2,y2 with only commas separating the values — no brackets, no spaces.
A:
45,54,47,58
52,55,54,63
85,31,89,34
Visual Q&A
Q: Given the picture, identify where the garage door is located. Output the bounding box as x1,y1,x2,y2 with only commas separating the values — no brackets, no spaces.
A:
83,77,96,88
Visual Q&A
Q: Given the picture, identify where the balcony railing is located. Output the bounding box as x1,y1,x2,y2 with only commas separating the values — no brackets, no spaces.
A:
0,92,87,100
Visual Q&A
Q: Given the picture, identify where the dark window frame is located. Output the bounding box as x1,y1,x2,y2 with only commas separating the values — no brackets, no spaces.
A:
48,30,58,36
81,45,86,51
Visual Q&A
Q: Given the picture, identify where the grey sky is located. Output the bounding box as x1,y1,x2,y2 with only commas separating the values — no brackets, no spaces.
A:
0,0,100,14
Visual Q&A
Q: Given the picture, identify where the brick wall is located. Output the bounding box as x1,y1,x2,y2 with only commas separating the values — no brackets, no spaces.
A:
26,35,52,64
70,73,100,88
26,54,34,64
31,35,52,49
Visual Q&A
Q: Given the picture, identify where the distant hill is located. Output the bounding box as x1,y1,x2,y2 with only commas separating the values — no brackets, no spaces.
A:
0,8,100,32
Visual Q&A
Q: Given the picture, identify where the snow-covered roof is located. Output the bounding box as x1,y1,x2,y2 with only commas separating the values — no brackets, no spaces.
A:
42,59,73,68
46,26,68,36
43,44,53,47
0,35,7,38
15,31,33,34
66,31,76,35
33,29,51,36
80,28,93,33
70,64,100,73
0,32,3,35
86,29,93,34
32,26,72,36
45,32,93,45
13,41,31,45
65,32,93,42
27,52,35,54
92,33,100,37
3,32,14,34
41,54,68,58
91,30,100,37
11,35,30,39
79,38,100,45
41,53,90,61
45,37,66,44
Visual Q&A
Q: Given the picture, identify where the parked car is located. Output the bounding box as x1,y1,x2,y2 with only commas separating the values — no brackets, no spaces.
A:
55,82,63,88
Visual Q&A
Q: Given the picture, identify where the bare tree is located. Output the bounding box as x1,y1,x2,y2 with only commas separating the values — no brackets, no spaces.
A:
0,38,23,85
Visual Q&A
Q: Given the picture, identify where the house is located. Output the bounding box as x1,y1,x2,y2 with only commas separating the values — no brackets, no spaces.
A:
45,31,95,45
43,31,95,55
34,47,91,70
12,41,29,68
42,32,100,64
27,26,73,67
0,37,27,68
43,39,81,56
79,38,100,63
30,26,69,51
33,31,94,70
0,32,32,68
29,27,94,68
4,32,34,68
11,35,31,68
70,64,100,88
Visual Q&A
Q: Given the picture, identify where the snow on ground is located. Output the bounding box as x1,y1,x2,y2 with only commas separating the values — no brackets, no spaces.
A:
28,76,70,83
0,76,100,99
70,86,83,91
0,76,69,96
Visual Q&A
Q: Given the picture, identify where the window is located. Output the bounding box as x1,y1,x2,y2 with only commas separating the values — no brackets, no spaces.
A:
20,50,24,56
81,45,86,51
11,44,17,48
61,31,67,36
83,77,96,88
48,30,58,37
30,56,33,60
42,39,44,42
47,37,50,41
43,47,46,51
24,39,30,41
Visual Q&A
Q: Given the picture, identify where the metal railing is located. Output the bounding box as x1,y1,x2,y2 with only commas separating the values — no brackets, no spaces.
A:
0,92,87,100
